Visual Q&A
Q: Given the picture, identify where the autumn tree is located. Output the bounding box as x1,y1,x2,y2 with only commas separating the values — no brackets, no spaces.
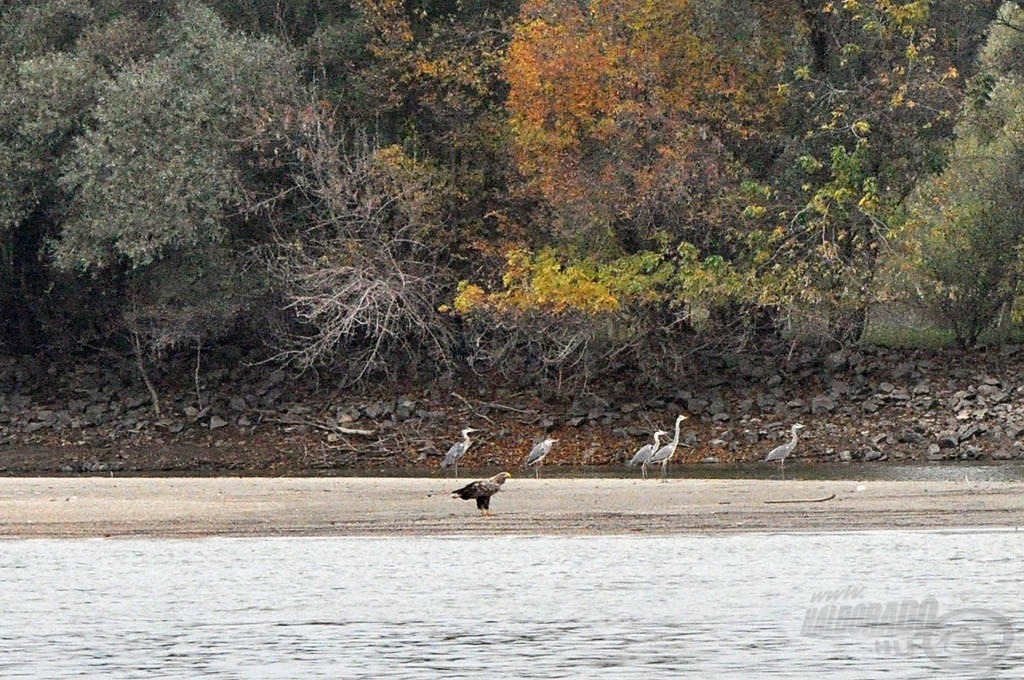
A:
505,0,796,253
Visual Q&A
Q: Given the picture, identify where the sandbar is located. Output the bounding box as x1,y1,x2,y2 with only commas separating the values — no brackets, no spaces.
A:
1,476,1021,538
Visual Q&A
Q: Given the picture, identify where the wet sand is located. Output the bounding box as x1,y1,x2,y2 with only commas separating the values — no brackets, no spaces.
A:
1,476,1021,538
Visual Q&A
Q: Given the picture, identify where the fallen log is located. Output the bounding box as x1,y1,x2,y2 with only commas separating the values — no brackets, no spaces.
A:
764,493,837,504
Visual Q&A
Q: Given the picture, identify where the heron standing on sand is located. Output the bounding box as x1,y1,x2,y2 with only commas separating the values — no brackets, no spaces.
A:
440,427,479,478
648,415,688,482
628,430,668,480
524,437,557,478
765,423,805,477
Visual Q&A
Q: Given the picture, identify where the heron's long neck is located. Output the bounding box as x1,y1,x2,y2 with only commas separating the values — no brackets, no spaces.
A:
464,434,473,449
653,434,662,448
670,419,682,448
789,429,799,448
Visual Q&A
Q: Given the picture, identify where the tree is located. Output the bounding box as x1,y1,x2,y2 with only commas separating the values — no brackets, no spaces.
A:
0,0,110,350
255,110,458,385
505,0,796,252
903,1,1024,347
729,1,998,345
53,2,300,412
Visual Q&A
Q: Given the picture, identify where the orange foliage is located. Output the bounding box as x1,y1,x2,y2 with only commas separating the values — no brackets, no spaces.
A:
505,0,797,228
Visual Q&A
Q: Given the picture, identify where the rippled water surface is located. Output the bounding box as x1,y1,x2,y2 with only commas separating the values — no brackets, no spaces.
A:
2,531,1022,678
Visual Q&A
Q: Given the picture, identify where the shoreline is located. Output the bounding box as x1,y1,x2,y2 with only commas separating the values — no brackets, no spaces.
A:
1,477,1021,538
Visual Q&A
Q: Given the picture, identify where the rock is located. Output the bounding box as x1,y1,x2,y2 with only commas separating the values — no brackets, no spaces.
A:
1005,422,1024,440
824,350,848,372
936,432,959,449
811,394,836,415
897,429,924,444
862,398,881,414
260,388,282,407
700,456,720,464
209,415,228,430
977,384,1009,404
686,397,710,414
33,409,56,424
961,445,983,459
229,396,248,411
957,422,984,441
395,400,415,420
912,397,935,411
863,449,885,462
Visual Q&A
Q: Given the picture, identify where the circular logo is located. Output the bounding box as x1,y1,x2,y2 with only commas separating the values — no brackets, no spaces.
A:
921,607,1014,671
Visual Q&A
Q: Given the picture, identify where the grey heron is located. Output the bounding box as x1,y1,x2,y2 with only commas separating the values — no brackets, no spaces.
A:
648,415,688,482
765,423,805,477
524,437,557,478
440,427,479,478
628,430,669,480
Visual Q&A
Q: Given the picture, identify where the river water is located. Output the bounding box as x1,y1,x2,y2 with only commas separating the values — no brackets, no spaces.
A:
2,531,1021,678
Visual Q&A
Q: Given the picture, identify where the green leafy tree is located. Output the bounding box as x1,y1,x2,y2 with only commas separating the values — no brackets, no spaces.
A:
0,1,110,350
904,1,1024,347
53,2,300,411
734,0,998,345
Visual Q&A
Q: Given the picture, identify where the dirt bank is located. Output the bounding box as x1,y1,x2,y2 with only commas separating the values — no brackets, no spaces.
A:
1,476,1020,538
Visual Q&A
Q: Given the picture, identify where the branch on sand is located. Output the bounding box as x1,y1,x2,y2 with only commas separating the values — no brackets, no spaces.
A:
764,493,837,504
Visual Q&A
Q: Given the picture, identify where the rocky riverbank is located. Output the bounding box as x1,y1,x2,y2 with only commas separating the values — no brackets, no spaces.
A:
2,344,1024,475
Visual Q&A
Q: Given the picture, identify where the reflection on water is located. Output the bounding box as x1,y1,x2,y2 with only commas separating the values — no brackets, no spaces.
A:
1,532,1021,678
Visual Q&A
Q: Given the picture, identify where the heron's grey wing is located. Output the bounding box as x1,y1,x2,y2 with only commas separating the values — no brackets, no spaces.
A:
649,444,670,463
442,442,464,467
764,443,787,461
628,444,653,466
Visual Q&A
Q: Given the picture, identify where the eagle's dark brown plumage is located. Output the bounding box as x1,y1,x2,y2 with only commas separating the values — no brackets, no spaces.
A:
451,471,511,515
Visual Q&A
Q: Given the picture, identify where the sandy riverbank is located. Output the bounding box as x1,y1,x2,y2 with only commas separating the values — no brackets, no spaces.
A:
1,476,1021,538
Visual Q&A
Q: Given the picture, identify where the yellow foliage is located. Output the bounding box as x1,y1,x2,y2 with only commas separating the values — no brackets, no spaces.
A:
452,247,689,318
452,281,488,315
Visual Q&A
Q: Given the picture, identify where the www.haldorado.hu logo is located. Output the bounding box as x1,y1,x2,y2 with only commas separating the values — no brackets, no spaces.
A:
801,586,1014,671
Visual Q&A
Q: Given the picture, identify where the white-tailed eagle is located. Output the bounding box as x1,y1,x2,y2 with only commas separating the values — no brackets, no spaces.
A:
451,472,511,515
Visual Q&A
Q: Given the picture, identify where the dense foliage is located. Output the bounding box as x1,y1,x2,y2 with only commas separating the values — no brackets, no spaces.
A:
0,0,1018,399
